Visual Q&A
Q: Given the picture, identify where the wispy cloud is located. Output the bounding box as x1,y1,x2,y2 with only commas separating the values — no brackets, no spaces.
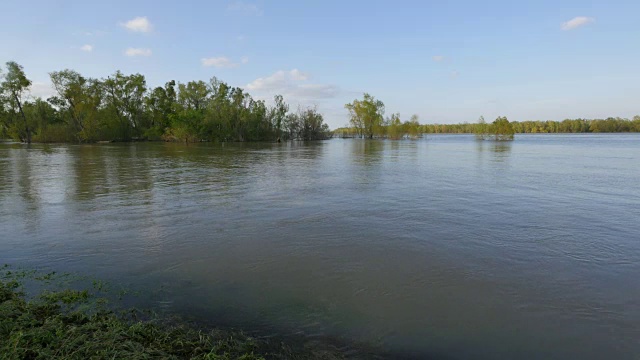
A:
201,56,249,68
125,47,152,57
80,44,93,52
227,1,263,16
432,55,445,62
561,16,595,31
121,16,153,33
451,70,460,79
247,69,338,100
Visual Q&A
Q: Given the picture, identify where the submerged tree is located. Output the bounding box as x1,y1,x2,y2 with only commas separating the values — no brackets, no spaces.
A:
406,114,420,138
474,116,487,139
386,113,402,139
283,106,330,140
345,93,385,139
492,116,515,140
476,116,514,141
491,116,515,141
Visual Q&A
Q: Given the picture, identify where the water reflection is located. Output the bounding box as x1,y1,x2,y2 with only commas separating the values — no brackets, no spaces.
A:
1,137,639,360
474,139,512,163
351,139,384,166
491,142,512,155
73,145,109,200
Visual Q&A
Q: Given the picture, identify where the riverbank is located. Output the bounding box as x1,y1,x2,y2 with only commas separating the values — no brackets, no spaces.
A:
0,268,356,360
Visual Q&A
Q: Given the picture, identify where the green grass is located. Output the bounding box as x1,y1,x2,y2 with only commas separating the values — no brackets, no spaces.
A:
0,266,346,360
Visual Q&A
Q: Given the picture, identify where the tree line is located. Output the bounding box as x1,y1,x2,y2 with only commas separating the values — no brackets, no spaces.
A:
0,61,330,143
338,93,640,138
421,117,640,134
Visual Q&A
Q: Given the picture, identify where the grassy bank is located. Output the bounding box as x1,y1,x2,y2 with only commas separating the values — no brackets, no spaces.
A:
0,267,348,360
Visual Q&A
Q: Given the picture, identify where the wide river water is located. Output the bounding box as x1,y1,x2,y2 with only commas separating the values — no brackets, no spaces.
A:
1,134,639,359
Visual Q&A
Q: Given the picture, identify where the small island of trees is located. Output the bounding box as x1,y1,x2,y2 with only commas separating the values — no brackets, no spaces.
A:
475,116,515,141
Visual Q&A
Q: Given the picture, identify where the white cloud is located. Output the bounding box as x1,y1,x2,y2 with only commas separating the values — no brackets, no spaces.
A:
125,47,152,57
29,82,55,99
289,69,308,81
80,44,93,52
561,16,595,31
121,16,153,33
247,70,288,91
240,56,249,64
201,56,239,68
227,1,263,16
247,69,338,100
432,55,445,62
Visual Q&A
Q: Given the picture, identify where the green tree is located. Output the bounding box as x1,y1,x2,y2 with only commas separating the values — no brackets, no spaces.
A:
271,94,288,141
145,80,177,139
23,98,65,142
406,114,420,138
491,116,515,141
475,115,488,139
102,71,147,140
345,93,385,139
386,113,402,139
178,81,210,111
0,61,32,143
50,69,104,142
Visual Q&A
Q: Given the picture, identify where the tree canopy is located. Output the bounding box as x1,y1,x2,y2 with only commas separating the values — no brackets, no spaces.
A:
345,93,385,139
474,116,515,141
0,62,33,143
0,61,331,143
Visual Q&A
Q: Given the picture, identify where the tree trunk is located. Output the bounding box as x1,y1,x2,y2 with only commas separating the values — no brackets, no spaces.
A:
14,93,30,143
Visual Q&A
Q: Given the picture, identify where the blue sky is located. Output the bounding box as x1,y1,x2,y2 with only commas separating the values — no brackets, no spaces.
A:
1,0,639,128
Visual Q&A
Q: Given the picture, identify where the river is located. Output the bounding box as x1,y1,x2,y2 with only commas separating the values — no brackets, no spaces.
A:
1,134,639,359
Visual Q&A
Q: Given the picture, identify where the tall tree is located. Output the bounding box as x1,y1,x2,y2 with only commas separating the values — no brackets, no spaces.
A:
102,71,147,140
345,93,385,139
50,69,103,142
145,80,177,138
178,81,210,111
0,61,32,143
271,94,288,141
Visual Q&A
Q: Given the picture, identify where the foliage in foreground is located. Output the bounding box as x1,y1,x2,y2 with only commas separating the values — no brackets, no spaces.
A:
0,280,265,359
0,268,346,360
